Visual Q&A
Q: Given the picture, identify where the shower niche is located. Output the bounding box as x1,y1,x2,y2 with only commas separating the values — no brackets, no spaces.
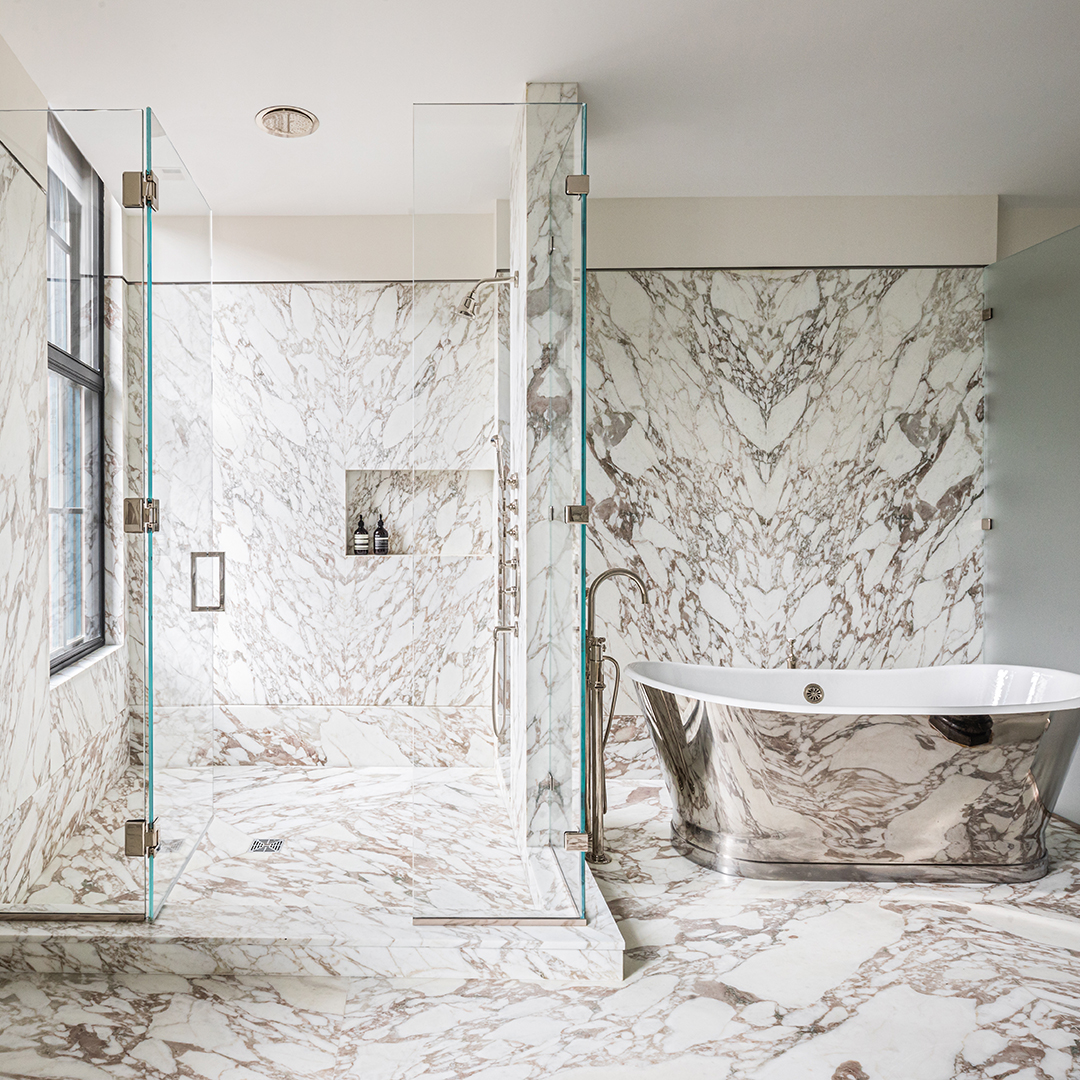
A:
344,468,494,557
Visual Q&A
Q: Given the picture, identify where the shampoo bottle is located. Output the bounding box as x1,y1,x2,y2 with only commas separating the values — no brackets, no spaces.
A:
374,514,389,555
353,516,370,555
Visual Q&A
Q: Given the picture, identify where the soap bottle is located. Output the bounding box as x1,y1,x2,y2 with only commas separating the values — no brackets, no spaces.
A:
353,515,370,556
374,513,389,555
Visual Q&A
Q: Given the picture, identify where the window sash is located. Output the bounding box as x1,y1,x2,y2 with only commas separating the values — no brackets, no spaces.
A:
47,114,105,675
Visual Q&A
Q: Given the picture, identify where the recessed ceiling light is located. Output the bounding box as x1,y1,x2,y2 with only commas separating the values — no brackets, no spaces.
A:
255,106,320,139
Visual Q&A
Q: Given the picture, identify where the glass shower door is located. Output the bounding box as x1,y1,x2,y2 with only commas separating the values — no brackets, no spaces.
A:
145,110,216,918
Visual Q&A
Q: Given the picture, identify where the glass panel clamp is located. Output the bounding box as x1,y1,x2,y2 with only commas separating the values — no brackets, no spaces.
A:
124,818,160,857
122,170,159,211
124,497,160,533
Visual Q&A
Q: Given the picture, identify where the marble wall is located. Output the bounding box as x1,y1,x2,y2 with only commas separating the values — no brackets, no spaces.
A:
508,85,587,898
0,140,130,903
586,267,985,702
204,281,497,766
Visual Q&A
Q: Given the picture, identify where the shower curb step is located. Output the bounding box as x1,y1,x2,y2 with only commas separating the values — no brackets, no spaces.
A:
0,873,624,983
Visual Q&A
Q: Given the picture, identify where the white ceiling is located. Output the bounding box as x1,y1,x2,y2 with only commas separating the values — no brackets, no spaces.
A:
3,0,1080,216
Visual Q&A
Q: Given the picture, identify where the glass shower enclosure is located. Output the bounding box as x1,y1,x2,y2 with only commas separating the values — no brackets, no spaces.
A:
410,98,589,922
0,106,213,921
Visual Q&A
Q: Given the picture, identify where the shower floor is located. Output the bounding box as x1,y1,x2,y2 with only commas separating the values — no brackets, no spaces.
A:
0,762,624,980
16,764,559,921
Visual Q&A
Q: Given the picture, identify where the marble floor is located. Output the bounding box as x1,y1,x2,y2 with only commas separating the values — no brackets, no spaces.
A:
15,764,561,921
3,723,1080,1078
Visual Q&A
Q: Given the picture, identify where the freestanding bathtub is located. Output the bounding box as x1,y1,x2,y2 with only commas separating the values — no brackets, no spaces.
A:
626,661,1080,882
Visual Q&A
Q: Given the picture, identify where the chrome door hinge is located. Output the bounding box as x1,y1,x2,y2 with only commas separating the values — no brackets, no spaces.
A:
565,174,590,196
125,818,160,857
563,505,589,524
122,170,159,211
124,497,160,533
982,307,993,321
563,831,589,852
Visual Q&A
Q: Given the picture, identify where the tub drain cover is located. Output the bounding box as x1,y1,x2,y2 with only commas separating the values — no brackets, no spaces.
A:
803,683,825,705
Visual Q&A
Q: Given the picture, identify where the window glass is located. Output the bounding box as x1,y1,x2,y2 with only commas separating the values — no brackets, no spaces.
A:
47,114,104,671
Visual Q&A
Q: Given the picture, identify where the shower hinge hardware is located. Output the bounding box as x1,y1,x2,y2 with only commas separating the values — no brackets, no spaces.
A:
122,170,159,211
563,832,589,852
124,818,159,857
565,174,590,196
124,497,160,533
982,518,993,531
982,308,993,321
564,505,590,524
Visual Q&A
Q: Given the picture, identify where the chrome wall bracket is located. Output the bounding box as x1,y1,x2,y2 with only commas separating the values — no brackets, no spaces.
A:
563,831,589,852
124,497,160,533
122,170,159,211
124,818,159,857
565,174,590,196
563,505,589,524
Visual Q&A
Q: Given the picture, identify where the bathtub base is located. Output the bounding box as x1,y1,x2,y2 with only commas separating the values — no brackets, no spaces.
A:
671,825,1050,884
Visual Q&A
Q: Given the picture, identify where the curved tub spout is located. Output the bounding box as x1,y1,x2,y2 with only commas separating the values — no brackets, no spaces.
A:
584,568,648,864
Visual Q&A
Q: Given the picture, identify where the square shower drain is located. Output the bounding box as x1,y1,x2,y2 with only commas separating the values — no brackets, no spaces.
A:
249,838,284,852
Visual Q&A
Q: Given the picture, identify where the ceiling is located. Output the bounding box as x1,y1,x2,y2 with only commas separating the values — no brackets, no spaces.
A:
2,0,1080,216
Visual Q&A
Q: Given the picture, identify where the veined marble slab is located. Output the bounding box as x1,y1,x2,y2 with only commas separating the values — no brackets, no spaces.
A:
587,267,985,710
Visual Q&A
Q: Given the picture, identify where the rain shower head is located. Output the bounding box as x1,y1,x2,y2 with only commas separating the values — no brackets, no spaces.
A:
455,272,519,320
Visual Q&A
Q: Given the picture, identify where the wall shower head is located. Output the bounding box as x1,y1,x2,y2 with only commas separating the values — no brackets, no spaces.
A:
454,272,519,320
457,291,482,320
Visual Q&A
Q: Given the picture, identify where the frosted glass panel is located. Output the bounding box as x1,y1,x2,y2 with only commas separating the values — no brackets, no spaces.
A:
984,224,1080,672
984,223,1080,823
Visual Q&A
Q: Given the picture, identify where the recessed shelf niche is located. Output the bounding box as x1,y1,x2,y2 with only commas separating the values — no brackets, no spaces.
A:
345,468,494,557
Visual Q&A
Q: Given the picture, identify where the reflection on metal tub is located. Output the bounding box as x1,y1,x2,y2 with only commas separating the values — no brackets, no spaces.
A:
625,660,1080,883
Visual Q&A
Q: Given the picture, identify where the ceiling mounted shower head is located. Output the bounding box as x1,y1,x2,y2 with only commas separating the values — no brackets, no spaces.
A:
255,105,320,138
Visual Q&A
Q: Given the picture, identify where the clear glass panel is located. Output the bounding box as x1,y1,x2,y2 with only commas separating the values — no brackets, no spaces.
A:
47,370,102,657
411,101,586,921
0,107,147,917
145,110,215,919
544,106,587,914
46,114,102,370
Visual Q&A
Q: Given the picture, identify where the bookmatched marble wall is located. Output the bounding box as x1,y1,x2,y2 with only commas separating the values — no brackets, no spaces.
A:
0,141,129,903
586,267,985,704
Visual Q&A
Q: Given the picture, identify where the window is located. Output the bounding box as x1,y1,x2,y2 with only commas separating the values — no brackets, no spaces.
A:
47,115,105,673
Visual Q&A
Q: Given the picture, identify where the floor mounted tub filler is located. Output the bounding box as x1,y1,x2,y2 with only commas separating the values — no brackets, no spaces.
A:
625,661,1080,882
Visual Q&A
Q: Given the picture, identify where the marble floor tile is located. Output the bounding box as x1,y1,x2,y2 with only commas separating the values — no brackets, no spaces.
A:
0,973,349,1079
4,739,1079,1078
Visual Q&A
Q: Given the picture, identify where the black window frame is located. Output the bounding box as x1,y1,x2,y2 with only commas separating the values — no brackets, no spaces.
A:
47,150,106,676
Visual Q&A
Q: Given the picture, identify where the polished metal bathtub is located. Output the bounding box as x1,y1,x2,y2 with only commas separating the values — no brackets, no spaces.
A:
626,661,1080,883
